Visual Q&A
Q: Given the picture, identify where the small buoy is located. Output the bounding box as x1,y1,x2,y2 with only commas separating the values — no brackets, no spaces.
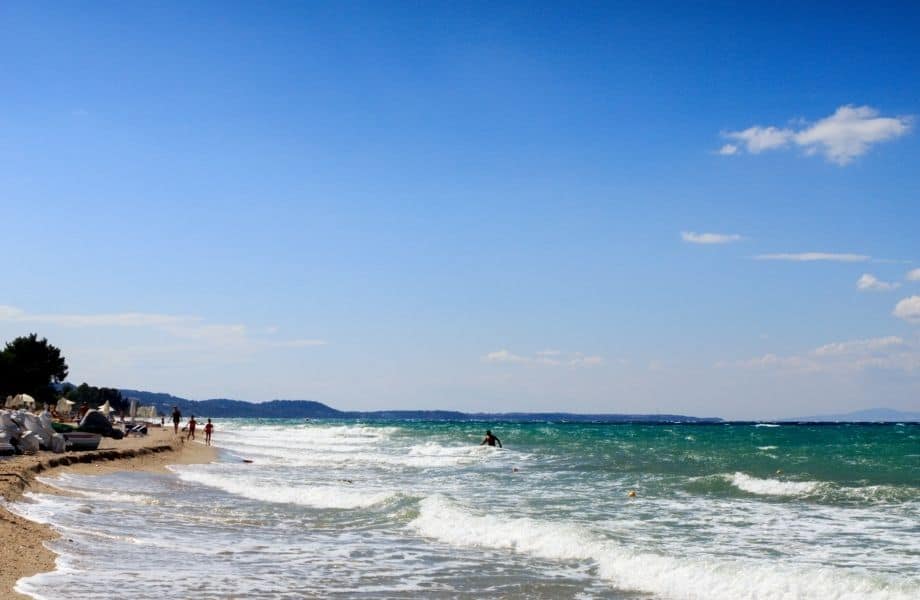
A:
627,490,637,498
512,467,519,473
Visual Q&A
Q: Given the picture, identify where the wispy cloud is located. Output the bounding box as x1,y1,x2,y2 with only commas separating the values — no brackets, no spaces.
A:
483,349,603,368
0,305,193,328
535,349,561,357
721,105,912,165
907,268,920,282
893,296,920,324
725,126,793,153
857,274,900,292
681,231,743,245
0,305,326,349
266,338,328,348
721,335,919,374
754,252,869,263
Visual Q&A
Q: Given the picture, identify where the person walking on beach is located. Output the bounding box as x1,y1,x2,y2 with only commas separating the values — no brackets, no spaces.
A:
480,430,502,448
204,418,214,446
187,415,197,440
171,406,181,434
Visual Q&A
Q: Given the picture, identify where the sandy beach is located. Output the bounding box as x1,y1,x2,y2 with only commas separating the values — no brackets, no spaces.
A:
0,427,216,599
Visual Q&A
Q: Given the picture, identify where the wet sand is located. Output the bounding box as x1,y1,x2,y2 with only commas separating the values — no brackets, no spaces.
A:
0,427,216,599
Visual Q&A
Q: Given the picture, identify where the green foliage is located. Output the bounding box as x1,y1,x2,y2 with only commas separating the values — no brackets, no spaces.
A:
65,382,128,412
0,333,68,406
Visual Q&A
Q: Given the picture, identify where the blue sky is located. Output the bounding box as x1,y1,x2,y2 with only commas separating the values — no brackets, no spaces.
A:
2,2,919,418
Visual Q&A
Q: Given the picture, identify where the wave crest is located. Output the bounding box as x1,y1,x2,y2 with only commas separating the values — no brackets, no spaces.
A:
408,494,916,599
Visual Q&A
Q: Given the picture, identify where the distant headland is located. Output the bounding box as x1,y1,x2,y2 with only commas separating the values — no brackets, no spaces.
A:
118,389,723,423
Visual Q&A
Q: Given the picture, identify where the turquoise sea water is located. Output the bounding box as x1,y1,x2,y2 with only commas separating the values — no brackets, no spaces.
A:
9,420,920,599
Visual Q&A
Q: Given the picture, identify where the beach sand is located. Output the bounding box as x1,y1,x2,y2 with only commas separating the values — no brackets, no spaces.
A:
0,427,216,599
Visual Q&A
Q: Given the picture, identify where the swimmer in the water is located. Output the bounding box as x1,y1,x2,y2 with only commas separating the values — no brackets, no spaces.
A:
480,430,502,448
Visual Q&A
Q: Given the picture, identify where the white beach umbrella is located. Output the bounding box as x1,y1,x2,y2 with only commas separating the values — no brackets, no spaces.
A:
56,397,75,414
98,400,113,416
10,393,36,408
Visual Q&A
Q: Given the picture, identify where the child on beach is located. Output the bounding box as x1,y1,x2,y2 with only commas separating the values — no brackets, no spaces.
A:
187,415,197,440
204,419,213,446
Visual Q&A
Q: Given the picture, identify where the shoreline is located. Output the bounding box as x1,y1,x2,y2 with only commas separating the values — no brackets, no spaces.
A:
0,428,217,599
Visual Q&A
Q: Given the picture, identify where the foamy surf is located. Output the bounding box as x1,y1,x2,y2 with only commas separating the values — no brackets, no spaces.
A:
409,494,915,600
169,466,396,509
8,420,918,599
729,472,821,496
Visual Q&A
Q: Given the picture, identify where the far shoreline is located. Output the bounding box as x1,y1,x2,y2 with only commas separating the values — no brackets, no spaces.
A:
0,428,217,600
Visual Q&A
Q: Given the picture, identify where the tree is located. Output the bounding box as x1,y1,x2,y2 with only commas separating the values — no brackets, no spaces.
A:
66,382,127,412
0,333,68,405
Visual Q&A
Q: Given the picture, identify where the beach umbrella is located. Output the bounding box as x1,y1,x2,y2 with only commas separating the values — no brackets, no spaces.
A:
9,393,36,409
56,397,75,414
98,400,113,416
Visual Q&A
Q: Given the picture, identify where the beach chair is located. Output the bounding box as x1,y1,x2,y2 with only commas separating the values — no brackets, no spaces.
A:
125,423,148,436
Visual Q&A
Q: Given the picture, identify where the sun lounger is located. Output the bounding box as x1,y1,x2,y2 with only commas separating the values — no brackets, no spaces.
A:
125,423,148,436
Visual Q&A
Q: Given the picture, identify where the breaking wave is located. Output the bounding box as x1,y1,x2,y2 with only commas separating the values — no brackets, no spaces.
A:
408,494,915,600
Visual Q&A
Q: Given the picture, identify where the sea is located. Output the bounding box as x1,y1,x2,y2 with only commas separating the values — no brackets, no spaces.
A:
8,420,920,599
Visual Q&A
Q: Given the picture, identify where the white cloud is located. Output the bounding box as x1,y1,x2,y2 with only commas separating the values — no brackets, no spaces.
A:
535,349,561,357
856,273,900,292
725,126,793,153
268,339,328,348
569,353,604,367
754,252,869,262
721,105,912,165
0,304,323,349
483,349,603,368
794,106,912,165
718,144,738,155
483,349,531,364
907,268,920,282
681,231,743,245
893,296,920,324
724,335,919,374
812,336,906,356
0,305,194,328
726,353,810,371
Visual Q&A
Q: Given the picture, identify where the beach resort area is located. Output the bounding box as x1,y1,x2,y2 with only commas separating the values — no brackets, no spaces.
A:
3,2,919,598
0,335,917,598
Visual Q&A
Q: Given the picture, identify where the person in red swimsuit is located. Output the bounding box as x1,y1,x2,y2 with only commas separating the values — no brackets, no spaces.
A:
204,419,214,446
187,415,197,440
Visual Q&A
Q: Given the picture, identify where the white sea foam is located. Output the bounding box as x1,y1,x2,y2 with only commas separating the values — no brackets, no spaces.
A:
729,472,820,496
409,494,916,600
214,432,508,470
756,445,778,451
35,475,159,505
170,467,395,509
754,423,780,428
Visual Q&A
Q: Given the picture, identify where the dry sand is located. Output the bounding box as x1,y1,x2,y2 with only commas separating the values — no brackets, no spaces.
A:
0,427,216,599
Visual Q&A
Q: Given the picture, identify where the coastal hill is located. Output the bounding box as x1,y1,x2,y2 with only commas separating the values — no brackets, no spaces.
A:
119,389,722,423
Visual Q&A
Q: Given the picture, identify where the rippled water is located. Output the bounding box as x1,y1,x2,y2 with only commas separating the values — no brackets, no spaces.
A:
9,421,920,599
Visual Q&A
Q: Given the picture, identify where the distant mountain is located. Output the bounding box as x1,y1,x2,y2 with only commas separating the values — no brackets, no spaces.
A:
120,390,344,419
782,407,920,422
119,389,721,423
